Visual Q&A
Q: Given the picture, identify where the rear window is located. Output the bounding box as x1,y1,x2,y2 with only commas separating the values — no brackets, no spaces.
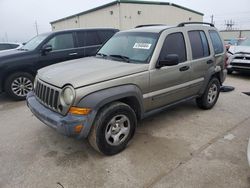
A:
209,30,224,54
188,31,210,59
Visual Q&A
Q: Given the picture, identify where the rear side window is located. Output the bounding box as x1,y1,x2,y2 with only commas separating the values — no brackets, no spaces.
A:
77,31,101,47
209,30,224,54
46,33,74,51
160,32,187,63
97,30,115,44
188,31,210,59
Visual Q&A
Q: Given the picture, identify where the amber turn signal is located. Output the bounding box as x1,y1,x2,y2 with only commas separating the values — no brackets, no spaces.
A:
69,107,91,115
74,125,83,134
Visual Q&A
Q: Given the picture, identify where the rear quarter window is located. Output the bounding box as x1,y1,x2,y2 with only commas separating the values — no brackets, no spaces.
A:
97,30,116,44
209,30,224,54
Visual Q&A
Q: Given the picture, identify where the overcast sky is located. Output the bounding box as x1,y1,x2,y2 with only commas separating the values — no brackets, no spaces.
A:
0,0,249,42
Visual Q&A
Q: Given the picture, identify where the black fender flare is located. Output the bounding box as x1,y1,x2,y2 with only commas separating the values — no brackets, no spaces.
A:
77,85,144,137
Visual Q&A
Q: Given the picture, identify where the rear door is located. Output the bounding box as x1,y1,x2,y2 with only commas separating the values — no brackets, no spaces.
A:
187,30,213,94
148,30,192,110
76,30,102,57
37,32,78,69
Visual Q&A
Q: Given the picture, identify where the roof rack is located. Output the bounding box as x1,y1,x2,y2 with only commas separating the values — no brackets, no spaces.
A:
135,24,166,28
177,22,214,27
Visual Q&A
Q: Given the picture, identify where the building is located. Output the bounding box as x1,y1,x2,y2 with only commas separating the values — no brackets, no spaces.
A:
50,0,203,31
220,30,250,40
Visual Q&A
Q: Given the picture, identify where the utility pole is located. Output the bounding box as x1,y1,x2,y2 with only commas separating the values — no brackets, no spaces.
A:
225,19,235,30
35,21,39,35
211,15,214,25
5,32,8,42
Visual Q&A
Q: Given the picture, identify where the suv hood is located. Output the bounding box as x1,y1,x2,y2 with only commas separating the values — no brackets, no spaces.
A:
38,57,149,88
0,49,29,62
229,45,250,54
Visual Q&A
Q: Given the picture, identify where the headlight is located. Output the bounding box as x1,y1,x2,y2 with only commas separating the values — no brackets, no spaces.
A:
61,86,75,105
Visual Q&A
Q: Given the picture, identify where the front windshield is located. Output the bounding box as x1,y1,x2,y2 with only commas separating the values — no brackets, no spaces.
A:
239,38,250,46
21,34,49,51
97,32,159,63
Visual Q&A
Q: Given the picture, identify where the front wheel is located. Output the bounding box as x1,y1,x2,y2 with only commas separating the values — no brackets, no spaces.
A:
4,72,34,100
196,77,220,110
88,102,137,155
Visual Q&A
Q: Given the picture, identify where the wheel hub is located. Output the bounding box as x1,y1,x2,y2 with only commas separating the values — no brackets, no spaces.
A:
11,76,33,97
207,83,218,104
111,123,121,134
105,115,131,146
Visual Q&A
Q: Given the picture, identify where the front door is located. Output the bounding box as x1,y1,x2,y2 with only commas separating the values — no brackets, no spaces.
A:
37,32,78,70
146,31,192,110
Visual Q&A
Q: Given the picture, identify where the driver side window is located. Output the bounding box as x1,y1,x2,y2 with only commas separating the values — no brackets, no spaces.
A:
159,32,187,63
46,33,74,51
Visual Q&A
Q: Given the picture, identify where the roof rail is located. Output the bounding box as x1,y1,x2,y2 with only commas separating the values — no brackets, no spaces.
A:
177,22,214,27
135,24,166,28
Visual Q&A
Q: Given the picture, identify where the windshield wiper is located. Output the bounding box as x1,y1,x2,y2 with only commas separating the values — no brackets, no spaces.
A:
109,54,130,62
96,52,108,57
18,48,28,51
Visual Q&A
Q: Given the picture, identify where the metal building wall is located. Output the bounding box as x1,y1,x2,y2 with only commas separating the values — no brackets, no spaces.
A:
78,4,119,29
51,3,203,31
52,16,79,31
119,3,202,30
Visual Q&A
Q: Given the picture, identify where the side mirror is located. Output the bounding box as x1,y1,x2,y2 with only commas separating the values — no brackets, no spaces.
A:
157,54,179,68
41,45,52,55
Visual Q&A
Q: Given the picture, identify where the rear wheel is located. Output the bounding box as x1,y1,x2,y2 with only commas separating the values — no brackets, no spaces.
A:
4,72,34,100
88,102,137,155
196,77,220,109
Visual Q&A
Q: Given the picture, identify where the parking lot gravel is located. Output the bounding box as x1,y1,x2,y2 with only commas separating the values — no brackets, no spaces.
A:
0,73,250,188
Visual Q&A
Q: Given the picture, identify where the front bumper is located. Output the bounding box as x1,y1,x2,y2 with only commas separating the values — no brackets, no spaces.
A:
228,58,250,72
26,92,93,139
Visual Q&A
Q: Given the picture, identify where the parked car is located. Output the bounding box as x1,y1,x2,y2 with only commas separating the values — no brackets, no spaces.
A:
0,28,118,100
227,38,250,74
0,42,22,52
27,22,227,155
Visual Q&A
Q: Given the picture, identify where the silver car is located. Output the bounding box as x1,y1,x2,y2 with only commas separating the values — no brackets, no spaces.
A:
227,38,250,74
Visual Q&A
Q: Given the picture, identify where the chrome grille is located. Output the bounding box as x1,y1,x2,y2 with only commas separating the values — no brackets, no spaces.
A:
34,79,61,112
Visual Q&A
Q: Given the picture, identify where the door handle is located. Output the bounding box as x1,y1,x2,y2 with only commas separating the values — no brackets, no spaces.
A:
207,59,214,64
69,52,78,56
179,66,190,72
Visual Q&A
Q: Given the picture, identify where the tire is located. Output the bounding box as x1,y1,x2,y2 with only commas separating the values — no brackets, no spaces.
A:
88,102,137,155
227,69,233,74
196,77,220,110
4,72,34,100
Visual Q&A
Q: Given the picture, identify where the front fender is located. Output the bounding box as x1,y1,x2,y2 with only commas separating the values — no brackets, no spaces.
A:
76,84,144,137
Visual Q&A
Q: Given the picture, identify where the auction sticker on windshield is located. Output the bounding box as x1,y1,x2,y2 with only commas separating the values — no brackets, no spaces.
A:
133,43,152,50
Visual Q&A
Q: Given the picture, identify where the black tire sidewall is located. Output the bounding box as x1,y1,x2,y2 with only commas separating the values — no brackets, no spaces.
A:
95,103,137,155
4,72,34,100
